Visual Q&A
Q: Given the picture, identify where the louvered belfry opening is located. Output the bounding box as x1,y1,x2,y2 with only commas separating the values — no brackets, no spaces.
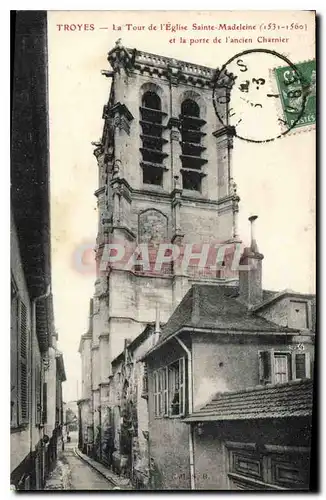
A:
180,99,207,192
140,91,167,186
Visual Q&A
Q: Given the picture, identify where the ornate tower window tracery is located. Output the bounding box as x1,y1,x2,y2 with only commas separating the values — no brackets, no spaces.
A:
180,99,207,192
140,91,168,186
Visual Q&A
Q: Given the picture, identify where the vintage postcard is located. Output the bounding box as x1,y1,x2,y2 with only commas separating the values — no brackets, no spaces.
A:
10,10,316,491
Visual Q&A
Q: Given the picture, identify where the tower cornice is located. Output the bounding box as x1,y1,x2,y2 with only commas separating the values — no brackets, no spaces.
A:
131,48,215,82
106,41,218,86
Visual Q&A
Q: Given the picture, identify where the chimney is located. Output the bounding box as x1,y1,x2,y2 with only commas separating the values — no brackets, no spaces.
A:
239,216,264,307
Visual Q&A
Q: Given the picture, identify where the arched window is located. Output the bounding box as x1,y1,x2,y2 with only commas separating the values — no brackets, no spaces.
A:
181,99,200,118
140,91,167,186
142,91,161,111
180,99,207,192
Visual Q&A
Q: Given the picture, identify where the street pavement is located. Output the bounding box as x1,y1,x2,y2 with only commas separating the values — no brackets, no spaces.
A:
45,431,114,491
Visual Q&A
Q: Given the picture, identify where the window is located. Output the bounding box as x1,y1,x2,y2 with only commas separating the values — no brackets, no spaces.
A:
293,352,311,380
140,91,167,187
181,99,200,118
153,358,185,418
226,442,310,490
180,99,207,192
11,281,30,427
289,300,309,329
142,164,163,186
182,170,202,191
154,367,167,417
258,350,311,385
169,360,182,416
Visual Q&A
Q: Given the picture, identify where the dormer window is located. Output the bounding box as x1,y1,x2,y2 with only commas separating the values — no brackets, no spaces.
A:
180,99,207,192
140,91,167,187
289,300,309,329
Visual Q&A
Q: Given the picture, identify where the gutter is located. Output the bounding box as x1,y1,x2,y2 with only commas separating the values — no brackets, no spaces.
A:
175,335,195,490
141,324,303,361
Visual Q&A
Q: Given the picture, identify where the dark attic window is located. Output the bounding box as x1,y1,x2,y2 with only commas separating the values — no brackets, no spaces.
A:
142,165,163,186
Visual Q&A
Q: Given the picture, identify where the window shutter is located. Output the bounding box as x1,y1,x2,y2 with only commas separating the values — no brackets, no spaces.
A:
19,301,29,424
35,364,42,425
153,371,158,417
179,358,186,416
158,370,163,416
293,352,310,380
42,382,47,424
162,367,168,416
258,351,272,385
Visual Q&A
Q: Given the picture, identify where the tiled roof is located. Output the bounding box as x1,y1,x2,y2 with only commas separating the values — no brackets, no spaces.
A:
183,379,313,422
155,285,296,347
112,323,155,366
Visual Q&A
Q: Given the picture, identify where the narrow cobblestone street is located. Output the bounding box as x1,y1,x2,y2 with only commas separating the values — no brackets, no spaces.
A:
45,433,114,491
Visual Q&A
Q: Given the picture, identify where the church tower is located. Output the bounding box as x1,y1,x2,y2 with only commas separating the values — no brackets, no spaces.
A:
90,40,240,427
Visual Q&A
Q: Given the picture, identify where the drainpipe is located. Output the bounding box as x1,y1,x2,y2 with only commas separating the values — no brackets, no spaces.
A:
30,286,51,455
153,303,161,346
175,335,195,490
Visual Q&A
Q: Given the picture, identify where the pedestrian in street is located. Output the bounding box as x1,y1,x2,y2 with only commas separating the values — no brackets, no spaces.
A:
104,426,116,469
149,457,163,490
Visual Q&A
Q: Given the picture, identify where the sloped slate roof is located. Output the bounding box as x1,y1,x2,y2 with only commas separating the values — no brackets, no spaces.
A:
183,379,313,422
156,285,295,347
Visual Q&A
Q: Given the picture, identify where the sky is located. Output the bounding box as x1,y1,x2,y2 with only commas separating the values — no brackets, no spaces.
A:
47,11,315,402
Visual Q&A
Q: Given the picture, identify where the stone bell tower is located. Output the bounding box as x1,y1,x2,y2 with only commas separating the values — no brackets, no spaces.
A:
90,40,240,422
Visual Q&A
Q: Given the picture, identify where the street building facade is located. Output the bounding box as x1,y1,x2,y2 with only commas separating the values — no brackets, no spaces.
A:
78,41,315,490
142,228,315,489
10,11,66,491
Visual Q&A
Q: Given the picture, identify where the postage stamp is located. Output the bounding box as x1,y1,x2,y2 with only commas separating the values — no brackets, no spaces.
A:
274,59,316,130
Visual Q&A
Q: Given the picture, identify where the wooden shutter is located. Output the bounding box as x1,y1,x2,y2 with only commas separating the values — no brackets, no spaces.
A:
42,382,47,424
158,369,163,416
153,371,159,417
19,301,29,424
258,351,272,385
162,367,168,416
293,352,310,380
274,353,291,384
35,363,42,425
179,358,186,416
